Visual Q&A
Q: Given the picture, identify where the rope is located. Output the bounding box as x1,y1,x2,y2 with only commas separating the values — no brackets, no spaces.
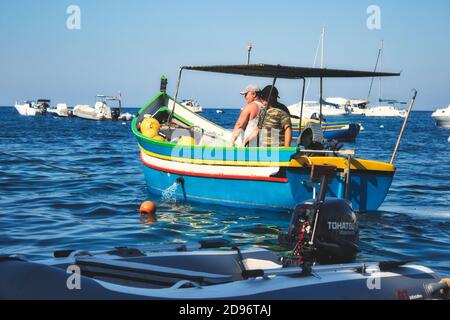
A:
0,151,92,177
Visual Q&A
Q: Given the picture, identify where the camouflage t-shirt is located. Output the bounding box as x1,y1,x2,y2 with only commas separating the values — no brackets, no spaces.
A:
260,108,292,147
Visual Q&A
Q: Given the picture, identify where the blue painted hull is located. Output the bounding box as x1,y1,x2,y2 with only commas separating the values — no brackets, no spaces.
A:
142,165,393,212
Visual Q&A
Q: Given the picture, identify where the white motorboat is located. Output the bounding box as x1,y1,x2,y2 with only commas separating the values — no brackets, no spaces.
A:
73,95,126,121
181,100,203,113
364,105,407,118
288,101,348,117
118,112,134,121
73,102,111,121
432,105,450,128
14,99,50,116
347,99,370,115
47,104,72,117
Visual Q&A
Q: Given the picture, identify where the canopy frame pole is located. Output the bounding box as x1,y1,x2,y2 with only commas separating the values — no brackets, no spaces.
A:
319,77,323,125
297,77,306,145
390,89,417,164
344,154,352,200
167,67,184,126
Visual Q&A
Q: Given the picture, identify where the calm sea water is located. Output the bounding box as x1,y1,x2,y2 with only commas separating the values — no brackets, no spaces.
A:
0,107,449,276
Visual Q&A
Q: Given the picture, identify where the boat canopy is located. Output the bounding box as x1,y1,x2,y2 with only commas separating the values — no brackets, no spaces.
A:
183,64,400,79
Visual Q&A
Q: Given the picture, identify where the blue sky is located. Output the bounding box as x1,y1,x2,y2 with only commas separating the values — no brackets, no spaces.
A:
0,0,449,110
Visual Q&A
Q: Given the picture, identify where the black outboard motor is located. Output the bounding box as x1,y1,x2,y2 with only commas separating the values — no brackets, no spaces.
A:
299,122,325,151
111,108,121,120
279,165,359,265
310,112,326,123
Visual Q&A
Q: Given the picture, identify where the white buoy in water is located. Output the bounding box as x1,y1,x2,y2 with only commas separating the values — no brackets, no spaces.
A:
360,125,365,132
379,125,384,129
448,136,450,142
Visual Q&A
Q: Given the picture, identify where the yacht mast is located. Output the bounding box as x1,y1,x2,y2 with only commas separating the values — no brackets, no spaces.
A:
320,27,325,69
379,40,384,102
305,28,324,100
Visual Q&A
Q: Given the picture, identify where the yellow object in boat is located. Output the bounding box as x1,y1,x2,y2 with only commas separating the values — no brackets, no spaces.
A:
140,116,161,134
142,127,159,138
152,135,165,142
177,136,196,146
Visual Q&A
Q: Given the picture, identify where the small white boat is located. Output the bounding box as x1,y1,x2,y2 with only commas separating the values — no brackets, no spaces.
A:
216,109,223,114
47,104,72,117
347,99,370,115
14,99,50,116
364,105,407,118
117,112,134,121
73,102,111,121
288,101,348,117
181,100,203,113
73,95,126,121
432,105,450,128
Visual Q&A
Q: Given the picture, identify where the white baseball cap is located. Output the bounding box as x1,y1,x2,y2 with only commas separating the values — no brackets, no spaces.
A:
240,84,261,95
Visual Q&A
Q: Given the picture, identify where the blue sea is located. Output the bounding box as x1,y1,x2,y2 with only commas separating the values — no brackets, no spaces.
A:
0,107,449,277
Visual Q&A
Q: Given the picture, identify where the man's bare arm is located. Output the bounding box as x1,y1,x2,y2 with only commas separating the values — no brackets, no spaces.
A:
231,108,251,145
284,125,292,147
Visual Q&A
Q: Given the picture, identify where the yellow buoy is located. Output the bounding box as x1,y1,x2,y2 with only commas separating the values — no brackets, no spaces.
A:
177,136,196,146
152,135,165,142
142,127,159,138
140,116,160,134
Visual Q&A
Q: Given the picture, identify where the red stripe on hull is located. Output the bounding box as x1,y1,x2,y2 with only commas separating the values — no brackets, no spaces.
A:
140,153,289,183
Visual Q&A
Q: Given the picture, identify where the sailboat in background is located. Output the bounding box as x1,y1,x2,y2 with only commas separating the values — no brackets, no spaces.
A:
364,41,407,118
288,28,349,117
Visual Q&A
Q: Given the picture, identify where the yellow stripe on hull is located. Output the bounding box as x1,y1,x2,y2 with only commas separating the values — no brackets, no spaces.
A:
139,145,395,173
290,156,395,173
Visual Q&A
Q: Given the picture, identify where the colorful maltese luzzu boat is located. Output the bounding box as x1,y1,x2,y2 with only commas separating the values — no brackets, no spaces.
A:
132,64,401,212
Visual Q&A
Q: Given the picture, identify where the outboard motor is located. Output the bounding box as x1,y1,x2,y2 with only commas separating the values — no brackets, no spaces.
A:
310,112,326,122
279,165,359,265
299,122,325,150
111,108,121,120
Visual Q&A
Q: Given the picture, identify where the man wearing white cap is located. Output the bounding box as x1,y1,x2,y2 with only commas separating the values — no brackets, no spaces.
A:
231,84,264,146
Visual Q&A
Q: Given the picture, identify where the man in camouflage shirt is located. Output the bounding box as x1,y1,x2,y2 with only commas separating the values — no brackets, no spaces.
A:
245,85,292,147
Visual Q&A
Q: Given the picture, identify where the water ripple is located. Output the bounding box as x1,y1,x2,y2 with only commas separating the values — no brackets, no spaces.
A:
0,108,448,277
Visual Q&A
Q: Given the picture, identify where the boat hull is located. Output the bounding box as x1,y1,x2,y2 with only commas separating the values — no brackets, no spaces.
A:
133,92,395,213
432,115,450,128
364,106,406,118
14,104,42,116
0,248,444,300
0,249,447,301
141,152,394,212
293,123,361,142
